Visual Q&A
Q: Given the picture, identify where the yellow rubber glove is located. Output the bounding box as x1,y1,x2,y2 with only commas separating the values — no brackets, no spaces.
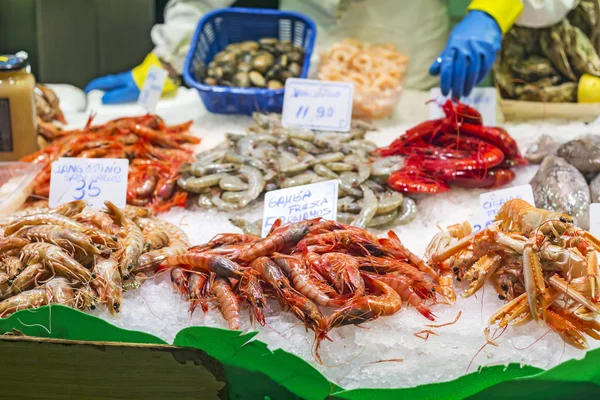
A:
467,0,524,34
85,53,178,104
578,74,600,103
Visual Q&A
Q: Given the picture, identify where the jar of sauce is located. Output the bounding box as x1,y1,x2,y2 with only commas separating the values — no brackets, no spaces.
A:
0,55,37,161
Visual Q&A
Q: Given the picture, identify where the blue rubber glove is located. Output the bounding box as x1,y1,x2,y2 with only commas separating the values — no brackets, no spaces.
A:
430,10,502,99
84,71,141,104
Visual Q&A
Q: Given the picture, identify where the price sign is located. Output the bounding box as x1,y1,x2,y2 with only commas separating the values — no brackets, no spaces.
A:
590,203,600,238
429,87,497,126
262,180,338,237
49,158,129,209
470,184,535,232
282,78,354,132
137,65,168,113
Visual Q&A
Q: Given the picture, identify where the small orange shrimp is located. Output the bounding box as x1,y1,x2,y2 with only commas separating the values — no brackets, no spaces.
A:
366,272,435,321
165,251,243,279
237,269,267,326
272,253,343,307
239,219,321,262
210,276,240,330
327,273,402,329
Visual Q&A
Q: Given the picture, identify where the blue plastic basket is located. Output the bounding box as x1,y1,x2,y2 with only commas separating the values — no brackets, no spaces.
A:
183,7,317,115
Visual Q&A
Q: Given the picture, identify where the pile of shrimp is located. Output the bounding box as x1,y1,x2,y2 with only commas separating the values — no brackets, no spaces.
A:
161,217,439,358
24,114,200,213
0,200,189,318
182,112,417,231
318,39,408,119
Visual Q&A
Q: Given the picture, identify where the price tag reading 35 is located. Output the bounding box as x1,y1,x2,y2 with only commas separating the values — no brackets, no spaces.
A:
282,78,354,132
49,158,129,209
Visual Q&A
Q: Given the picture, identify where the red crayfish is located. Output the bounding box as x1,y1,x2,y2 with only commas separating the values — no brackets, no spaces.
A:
374,100,527,194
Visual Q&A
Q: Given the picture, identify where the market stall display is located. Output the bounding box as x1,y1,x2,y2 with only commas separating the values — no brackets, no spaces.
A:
0,200,189,317
317,38,409,119
179,112,417,228
22,114,199,213
374,100,527,193
427,199,600,349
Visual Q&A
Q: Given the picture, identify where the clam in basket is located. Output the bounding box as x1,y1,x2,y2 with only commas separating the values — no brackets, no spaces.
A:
183,7,317,115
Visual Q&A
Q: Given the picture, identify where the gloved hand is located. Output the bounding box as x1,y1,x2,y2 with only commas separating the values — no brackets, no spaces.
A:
84,72,140,104
429,10,502,99
84,53,178,104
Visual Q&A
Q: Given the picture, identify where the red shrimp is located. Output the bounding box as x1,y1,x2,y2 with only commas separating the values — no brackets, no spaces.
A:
237,269,267,326
327,273,402,328
366,272,435,321
272,253,344,307
210,276,240,330
164,251,243,278
238,219,321,262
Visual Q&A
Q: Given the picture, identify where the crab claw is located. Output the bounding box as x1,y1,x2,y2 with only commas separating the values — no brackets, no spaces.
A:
522,244,547,323
548,274,600,315
546,308,588,350
586,251,600,302
488,292,530,328
461,253,502,298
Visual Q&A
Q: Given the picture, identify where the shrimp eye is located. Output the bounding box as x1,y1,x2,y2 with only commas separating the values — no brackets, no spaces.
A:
498,295,506,300
559,216,573,223
456,277,461,282
500,283,508,291
452,267,458,273
91,273,97,279
113,302,120,310
90,304,96,310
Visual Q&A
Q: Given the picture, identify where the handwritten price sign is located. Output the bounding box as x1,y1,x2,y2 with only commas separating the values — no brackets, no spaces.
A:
429,87,498,126
49,158,129,209
138,65,168,114
262,180,339,237
470,184,535,232
282,78,354,132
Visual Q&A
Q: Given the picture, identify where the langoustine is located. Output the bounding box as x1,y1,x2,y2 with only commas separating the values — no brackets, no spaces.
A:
426,199,600,349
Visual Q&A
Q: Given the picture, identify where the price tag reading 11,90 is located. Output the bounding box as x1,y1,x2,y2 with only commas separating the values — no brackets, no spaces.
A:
282,78,354,132
49,158,129,209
